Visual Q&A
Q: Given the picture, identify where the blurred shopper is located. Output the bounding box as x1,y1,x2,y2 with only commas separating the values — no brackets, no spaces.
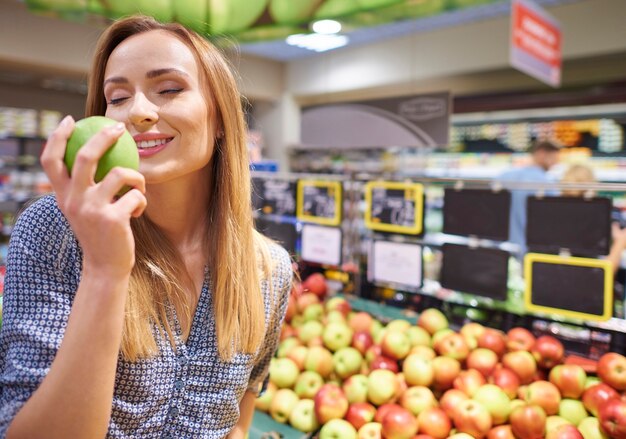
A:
498,140,560,255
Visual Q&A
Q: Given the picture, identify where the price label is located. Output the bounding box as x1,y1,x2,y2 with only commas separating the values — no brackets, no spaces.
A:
252,177,297,217
301,224,342,266
297,180,342,226
365,181,424,235
369,240,422,289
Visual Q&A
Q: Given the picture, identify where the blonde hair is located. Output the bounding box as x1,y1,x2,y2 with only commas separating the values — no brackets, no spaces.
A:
561,164,596,197
86,16,272,361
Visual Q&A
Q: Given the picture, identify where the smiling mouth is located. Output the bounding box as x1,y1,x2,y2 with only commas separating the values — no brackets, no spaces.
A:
136,138,173,149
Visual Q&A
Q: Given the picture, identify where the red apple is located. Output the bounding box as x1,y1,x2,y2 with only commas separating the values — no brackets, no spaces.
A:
314,383,349,424
597,397,626,438
502,350,537,384
478,329,507,358
381,330,412,360
417,308,448,335
467,348,499,378
349,312,374,333
507,327,536,352
381,407,418,439
453,399,493,439
439,388,469,419
325,296,352,317
522,380,562,416
549,364,587,399
346,402,377,430
365,345,382,365
597,352,626,391
435,333,470,361
532,336,565,369
487,425,516,439
432,356,461,390
370,355,399,373
490,367,521,399
546,424,584,439
509,404,547,439
352,331,374,355
453,368,487,397
302,272,327,299
582,383,620,417
280,324,297,341
374,403,403,423
417,407,451,439
285,293,297,323
296,292,320,313
287,345,309,370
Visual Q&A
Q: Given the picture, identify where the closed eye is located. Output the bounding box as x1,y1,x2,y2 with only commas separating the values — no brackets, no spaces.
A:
108,97,129,105
159,88,183,95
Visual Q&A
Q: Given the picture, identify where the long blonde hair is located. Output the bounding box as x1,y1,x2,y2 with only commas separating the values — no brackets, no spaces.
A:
86,16,270,361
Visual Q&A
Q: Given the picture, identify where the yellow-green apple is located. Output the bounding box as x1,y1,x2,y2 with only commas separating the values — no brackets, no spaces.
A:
326,309,347,325
431,328,454,349
417,407,452,439
467,348,499,378
370,355,399,373
371,319,384,339
545,415,572,435
297,320,324,345
473,384,512,425
358,422,382,439
270,388,299,423
408,345,436,361
490,366,521,399
381,407,418,439
585,376,602,389
509,404,546,439
435,333,470,361
439,388,469,419
307,336,324,348
432,356,461,390
399,385,437,417
291,314,305,328
417,308,449,335
302,272,327,299
325,297,351,317
402,353,434,387
597,352,626,391
550,364,587,399
453,399,493,438
269,358,299,389
522,380,562,415
373,328,387,345
319,418,358,439
582,383,620,416
598,397,626,438
314,383,349,424
296,292,320,313
277,337,301,358
365,345,382,366
349,312,374,333
578,416,609,439
407,325,431,347
478,329,507,358
460,322,486,348
510,398,526,411
558,399,588,426
487,425,516,439
346,402,377,430
506,327,536,352
286,346,307,372
302,303,324,322
381,330,411,360
532,335,565,369
343,374,369,404
387,319,412,333
285,294,297,323
367,369,399,406
294,370,324,399
546,424,584,439
304,346,334,378
453,369,486,397
323,322,354,352
374,403,403,423
333,347,363,379
502,350,537,384
449,434,477,439
352,331,374,355
289,398,320,433
254,382,277,412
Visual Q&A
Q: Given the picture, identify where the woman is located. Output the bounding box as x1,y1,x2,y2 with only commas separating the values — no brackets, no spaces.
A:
0,15,292,439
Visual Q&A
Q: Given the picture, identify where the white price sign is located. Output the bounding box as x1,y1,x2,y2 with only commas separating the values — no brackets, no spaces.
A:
370,240,422,288
301,224,342,266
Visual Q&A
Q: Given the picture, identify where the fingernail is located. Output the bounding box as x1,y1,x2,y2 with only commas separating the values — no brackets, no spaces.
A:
115,122,126,132
61,115,74,128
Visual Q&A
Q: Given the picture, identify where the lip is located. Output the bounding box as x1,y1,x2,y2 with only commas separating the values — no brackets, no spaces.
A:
132,132,174,142
137,140,171,158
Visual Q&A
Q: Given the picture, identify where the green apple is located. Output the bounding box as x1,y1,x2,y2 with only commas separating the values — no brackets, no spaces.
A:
370,319,383,339
386,319,411,333
289,399,320,433
269,388,299,423
302,303,324,322
407,325,431,347
294,371,324,399
402,353,434,387
174,0,208,33
276,337,301,358
578,416,609,439
319,418,358,439
558,399,588,426
269,358,299,388
297,320,323,344
585,376,602,389
367,369,398,406
269,0,322,24
322,322,353,352
333,347,363,379
65,116,139,186
326,310,347,324
473,384,511,425
342,374,369,404
209,0,268,34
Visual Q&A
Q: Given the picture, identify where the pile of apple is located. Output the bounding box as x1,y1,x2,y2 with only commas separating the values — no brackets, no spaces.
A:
255,274,626,439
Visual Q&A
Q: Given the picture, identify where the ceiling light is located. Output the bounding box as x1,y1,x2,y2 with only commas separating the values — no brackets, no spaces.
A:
286,33,349,52
311,19,342,35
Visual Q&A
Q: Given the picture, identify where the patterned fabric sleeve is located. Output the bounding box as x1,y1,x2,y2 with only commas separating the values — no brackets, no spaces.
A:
246,244,292,396
0,196,80,437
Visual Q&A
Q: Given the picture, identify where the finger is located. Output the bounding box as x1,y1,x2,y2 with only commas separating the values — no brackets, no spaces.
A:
113,189,147,218
96,167,146,201
71,122,126,189
40,115,74,191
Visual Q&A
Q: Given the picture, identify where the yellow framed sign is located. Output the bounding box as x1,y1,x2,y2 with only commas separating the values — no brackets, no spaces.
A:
296,180,342,226
524,253,613,322
364,181,424,235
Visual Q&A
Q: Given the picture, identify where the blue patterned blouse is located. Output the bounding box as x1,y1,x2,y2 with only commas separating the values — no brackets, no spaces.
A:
0,195,292,438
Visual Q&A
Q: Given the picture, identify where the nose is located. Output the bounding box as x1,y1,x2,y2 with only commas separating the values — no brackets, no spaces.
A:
128,92,158,128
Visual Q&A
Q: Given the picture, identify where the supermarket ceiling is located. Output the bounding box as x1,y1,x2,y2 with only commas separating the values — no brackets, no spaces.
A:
21,0,580,61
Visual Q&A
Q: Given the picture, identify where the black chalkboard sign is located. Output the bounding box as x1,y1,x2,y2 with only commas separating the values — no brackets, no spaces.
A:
440,243,509,301
526,196,612,256
252,177,297,217
524,253,613,321
364,181,424,235
443,188,511,241
297,180,342,226
255,217,298,255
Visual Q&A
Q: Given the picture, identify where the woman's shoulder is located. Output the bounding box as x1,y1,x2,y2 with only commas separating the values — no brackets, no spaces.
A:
262,240,293,295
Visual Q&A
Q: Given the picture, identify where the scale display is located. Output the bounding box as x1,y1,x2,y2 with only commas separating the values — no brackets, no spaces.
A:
252,177,297,217
297,180,342,226
526,196,612,256
255,217,298,255
364,181,424,235
524,253,613,321
440,243,509,301
443,188,511,241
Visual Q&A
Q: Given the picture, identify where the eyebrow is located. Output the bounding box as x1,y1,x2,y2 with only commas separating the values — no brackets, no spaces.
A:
103,68,190,86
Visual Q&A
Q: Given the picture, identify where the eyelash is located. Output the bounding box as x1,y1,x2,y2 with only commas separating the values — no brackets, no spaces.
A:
107,88,183,106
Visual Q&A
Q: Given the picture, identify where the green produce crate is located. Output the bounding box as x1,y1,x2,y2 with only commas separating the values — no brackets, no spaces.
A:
249,410,313,439
340,294,418,323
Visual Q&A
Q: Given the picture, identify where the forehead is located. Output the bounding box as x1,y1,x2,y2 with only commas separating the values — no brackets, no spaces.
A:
105,30,200,79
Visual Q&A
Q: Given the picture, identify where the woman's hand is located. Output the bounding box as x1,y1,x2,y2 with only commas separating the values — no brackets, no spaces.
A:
40,115,147,278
